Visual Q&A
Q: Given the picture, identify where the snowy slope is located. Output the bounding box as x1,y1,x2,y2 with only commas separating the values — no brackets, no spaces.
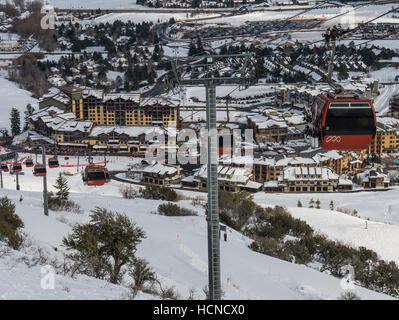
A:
262,205,399,266
253,189,399,225
0,186,392,300
0,77,37,132
0,250,132,300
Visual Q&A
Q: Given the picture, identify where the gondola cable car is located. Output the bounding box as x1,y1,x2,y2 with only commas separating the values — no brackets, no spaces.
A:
25,158,34,167
82,164,110,186
48,156,59,168
1,163,8,172
304,26,377,151
33,164,47,177
12,161,23,173
307,90,377,151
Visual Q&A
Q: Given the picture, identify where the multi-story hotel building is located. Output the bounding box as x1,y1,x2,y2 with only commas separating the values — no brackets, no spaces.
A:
39,85,180,128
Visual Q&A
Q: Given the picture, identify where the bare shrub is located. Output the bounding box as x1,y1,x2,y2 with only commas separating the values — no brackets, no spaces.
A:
338,291,361,300
191,196,204,207
119,185,139,199
336,207,359,217
187,287,196,300
158,283,180,300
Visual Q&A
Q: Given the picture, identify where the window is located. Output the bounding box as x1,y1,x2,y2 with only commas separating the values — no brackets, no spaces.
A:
325,103,374,134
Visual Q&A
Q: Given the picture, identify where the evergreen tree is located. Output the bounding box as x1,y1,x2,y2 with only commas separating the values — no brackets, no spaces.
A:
53,173,70,201
297,200,302,207
10,108,21,136
23,104,35,131
330,200,334,211
63,207,146,284
309,198,314,208
316,199,321,209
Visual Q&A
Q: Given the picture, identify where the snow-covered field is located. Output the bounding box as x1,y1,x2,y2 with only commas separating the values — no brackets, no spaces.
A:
0,77,37,132
0,154,396,299
89,12,188,25
253,189,399,225
209,3,399,27
0,186,391,300
1,154,138,197
0,0,145,9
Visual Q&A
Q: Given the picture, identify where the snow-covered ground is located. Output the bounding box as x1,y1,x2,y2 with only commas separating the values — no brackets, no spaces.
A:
0,0,145,9
253,189,399,226
0,153,397,299
0,76,38,132
208,3,399,27
0,248,133,299
0,187,392,300
370,67,399,114
1,154,138,197
89,12,189,25
265,205,399,267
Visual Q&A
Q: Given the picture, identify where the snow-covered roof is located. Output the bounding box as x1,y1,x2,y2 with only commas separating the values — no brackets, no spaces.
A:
280,166,339,182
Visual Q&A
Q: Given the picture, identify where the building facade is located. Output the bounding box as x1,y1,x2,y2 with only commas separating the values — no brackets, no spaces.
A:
39,86,180,128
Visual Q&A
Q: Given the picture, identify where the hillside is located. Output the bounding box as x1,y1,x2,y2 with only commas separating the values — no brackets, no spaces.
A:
0,184,392,300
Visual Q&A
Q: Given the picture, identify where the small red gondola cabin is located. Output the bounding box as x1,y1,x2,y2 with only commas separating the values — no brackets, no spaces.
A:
12,162,22,173
311,92,376,151
33,164,47,177
83,165,110,186
48,156,59,168
25,159,34,167
1,163,8,172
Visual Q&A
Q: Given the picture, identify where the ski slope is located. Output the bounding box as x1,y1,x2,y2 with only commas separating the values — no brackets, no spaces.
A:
0,77,37,132
264,205,399,267
253,189,399,226
0,188,391,300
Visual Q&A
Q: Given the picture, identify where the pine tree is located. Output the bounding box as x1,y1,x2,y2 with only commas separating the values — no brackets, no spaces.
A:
23,104,35,131
330,200,334,211
10,108,21,136
297,200,302,207
316,199,321,209
309,198,314,208
53,173,70,201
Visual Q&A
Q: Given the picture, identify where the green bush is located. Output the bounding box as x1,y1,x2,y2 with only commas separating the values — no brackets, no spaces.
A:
157,203,197,216
218,191,262,230
0,197,24,250
48,192,82,213
141,185,178,202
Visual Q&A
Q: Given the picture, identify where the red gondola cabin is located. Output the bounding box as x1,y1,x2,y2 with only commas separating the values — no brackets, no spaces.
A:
48,156,59,168
25,159,34,167
311,92,376,151
33,164,47,177
12,162,22,173
1,163,8,172
83,165,110,186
